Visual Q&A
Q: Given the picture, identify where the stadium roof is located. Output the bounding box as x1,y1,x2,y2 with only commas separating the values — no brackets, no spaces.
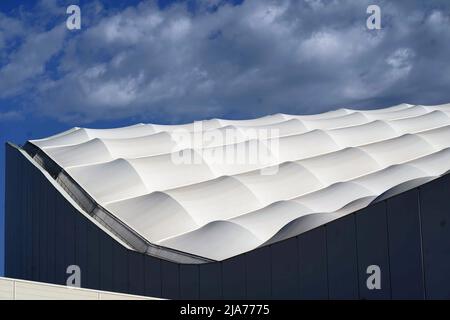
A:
25,103,450,261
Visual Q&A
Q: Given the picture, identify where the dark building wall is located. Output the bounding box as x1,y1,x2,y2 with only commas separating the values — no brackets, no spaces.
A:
5,143,450,299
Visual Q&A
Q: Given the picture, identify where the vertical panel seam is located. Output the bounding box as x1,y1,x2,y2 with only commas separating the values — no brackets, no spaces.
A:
158,259,162,297
198,264,201,299
30,161,35,280
295,236,300,299
297,236,301,298
269,244,273,299
4,146,9,276
353,213,361,299
219,262,223,299
417,187,427,299
384,200,393,299
36,166,40,281
244,253,248,299
324,226,330,300
177,264,180,299
20,159,29,279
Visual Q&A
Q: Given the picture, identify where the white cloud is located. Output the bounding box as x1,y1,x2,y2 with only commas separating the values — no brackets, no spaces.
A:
0,25,65,97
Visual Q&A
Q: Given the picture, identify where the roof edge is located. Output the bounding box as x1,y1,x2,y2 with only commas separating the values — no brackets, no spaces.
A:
19,141,214,264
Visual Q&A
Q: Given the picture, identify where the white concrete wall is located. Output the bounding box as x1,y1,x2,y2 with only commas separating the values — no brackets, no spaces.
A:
0,277,158,300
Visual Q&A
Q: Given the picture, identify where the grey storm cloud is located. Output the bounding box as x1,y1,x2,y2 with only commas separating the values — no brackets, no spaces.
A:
1,0,450,123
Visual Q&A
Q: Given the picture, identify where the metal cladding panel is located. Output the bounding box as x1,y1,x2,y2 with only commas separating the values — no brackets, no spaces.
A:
298,226,328,299
326,214,359,299
112,241,129,294
54,187,66,285
420,174,450,299
5,144,17,278
128,250,145,296
86,222,101,290
4,144,11,277
19,147,26,278
386,189,425,299
74,215,88,289
144,255,162,298
17,147,25,279
199,263,222,299
38,168,49,283
221,255,246,299
31,161,40,281
24,156,33,281
100,232,114,292
180,264,199,299
46,183,56,284
271,238,300,299
245,246,271,299
63,207,76,284
161,260,180,299
356,202,391,299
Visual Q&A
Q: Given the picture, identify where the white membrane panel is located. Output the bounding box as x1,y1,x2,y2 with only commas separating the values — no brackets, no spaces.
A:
29,103,450,260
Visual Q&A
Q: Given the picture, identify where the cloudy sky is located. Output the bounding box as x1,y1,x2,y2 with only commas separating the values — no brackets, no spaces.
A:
2,0,450,124
1,0,450,274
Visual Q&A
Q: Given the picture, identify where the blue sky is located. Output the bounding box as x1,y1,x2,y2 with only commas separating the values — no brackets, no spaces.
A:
1,0,450,276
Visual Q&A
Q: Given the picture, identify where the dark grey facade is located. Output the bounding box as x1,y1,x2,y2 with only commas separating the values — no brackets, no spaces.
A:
5,142,450,299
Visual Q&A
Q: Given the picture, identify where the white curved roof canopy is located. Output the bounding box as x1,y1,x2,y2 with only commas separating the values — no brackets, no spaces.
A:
28,103,450,261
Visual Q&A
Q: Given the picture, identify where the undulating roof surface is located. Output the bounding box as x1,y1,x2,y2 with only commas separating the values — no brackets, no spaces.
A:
28,103,450,260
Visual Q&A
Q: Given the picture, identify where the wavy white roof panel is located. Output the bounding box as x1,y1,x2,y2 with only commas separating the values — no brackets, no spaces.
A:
29,103,450,261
